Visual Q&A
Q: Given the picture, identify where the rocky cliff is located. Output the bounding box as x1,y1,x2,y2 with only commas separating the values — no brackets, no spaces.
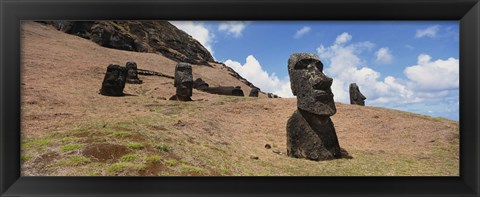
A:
44,21,214,65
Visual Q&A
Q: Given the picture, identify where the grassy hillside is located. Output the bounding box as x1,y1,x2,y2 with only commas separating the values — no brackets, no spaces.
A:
20,21,459,176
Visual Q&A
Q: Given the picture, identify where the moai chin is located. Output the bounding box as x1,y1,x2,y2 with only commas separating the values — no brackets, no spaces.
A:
249,87,260,97
125,60,143,84
286,53,346,161
169,62,193,101
349,83,366,106
99,64,128,96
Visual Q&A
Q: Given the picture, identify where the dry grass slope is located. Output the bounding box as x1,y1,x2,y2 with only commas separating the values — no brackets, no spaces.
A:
21,22,459,176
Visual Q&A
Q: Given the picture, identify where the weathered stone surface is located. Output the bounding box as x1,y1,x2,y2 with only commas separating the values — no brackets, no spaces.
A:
44,21,214,65
125,60,143,84
288,53,336,116
349,83,366,106
202,86,244,97
193,78,209,90
249,87,260,97
287,110,342,160
169,63,193,101
286,53,346,161
99,64,127,96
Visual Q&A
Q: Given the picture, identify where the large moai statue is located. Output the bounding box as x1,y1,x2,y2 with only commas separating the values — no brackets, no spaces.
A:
349,83,366,106
286,53,346,161
125,60,143,84
99,64,128,96
249,87,260,97
169,63,193,101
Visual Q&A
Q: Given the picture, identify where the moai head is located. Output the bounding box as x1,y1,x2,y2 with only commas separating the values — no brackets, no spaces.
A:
193,78,209,90
249,87,260,97
267,93,273,98
349,83,366,106
100,64,128,96
174,63,193,99
125,60,143,84
288,53,336,116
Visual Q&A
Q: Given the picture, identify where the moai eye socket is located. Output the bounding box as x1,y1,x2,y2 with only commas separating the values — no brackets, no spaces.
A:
294,59,324,72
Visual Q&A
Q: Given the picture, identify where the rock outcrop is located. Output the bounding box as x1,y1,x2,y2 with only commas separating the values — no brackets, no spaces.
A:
44,21,214,65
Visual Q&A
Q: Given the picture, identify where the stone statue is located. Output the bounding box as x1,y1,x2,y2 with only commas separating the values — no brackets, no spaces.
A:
99,64,127,96
193,78,209,90
349,83,366,106
249,87,260,97
169,63,193,101
286,53,346,161
125,60,143,84
202,86,244,97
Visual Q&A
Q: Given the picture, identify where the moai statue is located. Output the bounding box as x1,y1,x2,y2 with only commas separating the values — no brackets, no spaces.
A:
286,53,346,161
249,87,260,97
273,94,279,98
349,83,366,106
169,63,193,101
267,93,273,98
125,60,143,84
193,78,209,90
99,64,128,96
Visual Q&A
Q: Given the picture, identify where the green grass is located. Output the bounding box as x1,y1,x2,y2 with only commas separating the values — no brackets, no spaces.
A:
57,156,91,166
120,154,137,162
127,142,143,150
108,162,146,175
155,145,169,152
60,144,82,152
165,159,178,167
146,155,162,163
20,154,32,163
180,164,205,174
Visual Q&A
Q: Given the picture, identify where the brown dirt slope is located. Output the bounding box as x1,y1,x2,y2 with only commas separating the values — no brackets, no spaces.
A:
20,21,459,176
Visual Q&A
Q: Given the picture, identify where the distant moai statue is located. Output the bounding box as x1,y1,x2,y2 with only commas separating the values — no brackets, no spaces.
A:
193,78,209,90
125,60,143,84
169,63,193,101
273,94,279,98
267,93,273,98
99,64,128,96
286,53,347,161
349,83,366,106
249,87,260,97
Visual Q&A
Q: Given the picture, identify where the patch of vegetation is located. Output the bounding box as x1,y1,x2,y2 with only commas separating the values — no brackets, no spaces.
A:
108,162,146,175
20,154,32,163
180,164,205,174
165,159,178,167
60,136,81,143
146,155,162,163
127,142,143,150
120,154,137,162
155,144,169,152
60,144,82,152
57,156,91,166
111,131,131,137
22,138,53,150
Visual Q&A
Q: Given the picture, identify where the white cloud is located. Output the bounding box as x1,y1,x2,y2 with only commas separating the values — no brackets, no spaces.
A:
334,32,352,44
293,26,311,39
218,21,249,38
224,55,293,98
374,47,393,64
169,21,215,54
415,25,440,38
404,54,459,91
317,32,459,120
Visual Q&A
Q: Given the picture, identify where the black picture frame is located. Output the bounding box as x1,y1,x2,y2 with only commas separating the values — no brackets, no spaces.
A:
1,0,479,196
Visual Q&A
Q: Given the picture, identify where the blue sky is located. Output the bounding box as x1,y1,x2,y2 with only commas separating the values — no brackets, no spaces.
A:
170,21,459,121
